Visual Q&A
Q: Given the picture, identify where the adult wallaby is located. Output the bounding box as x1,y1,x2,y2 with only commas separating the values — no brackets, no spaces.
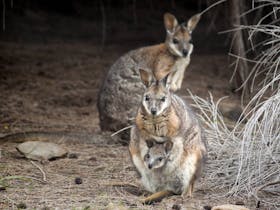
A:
129,69,206,204
98,13,201,137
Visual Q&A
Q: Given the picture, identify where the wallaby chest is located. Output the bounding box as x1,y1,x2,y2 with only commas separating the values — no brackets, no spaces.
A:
171,57,190,74
136,106,180,139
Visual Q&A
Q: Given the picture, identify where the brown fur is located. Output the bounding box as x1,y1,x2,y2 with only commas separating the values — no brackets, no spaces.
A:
131,43,176,81
135,105,180,138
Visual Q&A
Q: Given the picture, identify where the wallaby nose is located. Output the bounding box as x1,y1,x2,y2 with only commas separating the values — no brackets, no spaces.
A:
151,108,157,115
182,49,188,57
148,163,152,169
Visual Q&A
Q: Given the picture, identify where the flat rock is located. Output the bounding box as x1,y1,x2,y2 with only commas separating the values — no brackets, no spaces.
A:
212,204,249,210
16,141,68,161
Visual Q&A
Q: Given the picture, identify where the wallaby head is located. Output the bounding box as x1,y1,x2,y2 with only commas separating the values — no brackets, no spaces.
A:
144,139,173,169
164,13,201,58
139,69,171,117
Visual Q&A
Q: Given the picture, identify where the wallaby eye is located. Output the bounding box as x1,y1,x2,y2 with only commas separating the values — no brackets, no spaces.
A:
173,38,179,44
158,157,163,162
145,95,150,101
161,97,166,102
144,154,150,160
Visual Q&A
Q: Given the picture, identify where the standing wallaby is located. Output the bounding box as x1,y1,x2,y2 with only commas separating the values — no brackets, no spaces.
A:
129,69,206,204
98,13,201,137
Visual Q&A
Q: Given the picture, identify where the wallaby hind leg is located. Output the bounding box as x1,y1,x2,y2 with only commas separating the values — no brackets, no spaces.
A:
187,181,194,197
140,190,174,204
181,180,195,199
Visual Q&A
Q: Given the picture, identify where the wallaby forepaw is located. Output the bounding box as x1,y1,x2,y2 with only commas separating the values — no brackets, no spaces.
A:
169,83,179,92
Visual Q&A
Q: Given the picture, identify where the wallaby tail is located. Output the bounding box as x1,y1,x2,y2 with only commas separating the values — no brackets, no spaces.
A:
140,190,174,204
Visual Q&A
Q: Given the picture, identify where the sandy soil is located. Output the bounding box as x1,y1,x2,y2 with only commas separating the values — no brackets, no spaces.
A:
0,8,256,209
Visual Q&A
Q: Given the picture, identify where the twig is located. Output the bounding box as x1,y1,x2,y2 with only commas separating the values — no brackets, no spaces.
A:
199,0,227,16
30,160,47,182
257,180,280,193
111,125,133,137
103,181,139,189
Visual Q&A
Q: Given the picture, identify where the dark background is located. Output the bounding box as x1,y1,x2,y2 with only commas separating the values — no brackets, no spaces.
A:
1,0,232,53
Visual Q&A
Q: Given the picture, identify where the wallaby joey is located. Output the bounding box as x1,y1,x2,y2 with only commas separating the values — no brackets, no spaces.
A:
143,139,173,170
98,13,201,137
129,69,206,204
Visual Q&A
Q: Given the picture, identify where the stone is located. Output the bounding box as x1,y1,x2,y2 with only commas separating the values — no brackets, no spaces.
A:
16,202,27,209
16,141,68,161
74,177,83,185
172,204,181,210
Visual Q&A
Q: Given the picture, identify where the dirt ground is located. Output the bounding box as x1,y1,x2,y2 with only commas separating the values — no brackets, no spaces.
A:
0,8,257,210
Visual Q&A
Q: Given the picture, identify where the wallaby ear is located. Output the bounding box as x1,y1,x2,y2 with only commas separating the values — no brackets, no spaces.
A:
187,13,201,33
139,69,153,87
146,139,154,148
165,141,173,153
160,72,170,87
164,13,178,34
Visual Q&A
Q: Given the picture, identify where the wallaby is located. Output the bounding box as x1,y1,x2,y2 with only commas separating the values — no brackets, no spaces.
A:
98,12,201,135
129,69,207,204
143,139,173,170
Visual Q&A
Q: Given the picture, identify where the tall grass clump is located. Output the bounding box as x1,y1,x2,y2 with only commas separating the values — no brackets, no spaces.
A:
192,0,280,207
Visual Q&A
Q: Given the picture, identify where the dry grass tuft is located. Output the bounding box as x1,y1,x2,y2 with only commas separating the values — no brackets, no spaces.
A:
190,0,280,208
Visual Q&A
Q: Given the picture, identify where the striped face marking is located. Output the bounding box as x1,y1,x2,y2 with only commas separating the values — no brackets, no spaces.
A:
142,81,171,117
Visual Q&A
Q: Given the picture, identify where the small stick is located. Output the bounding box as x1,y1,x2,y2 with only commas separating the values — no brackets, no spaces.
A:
30,161,47,182
256,180,280,193
111,125,133,137
103,181,139,189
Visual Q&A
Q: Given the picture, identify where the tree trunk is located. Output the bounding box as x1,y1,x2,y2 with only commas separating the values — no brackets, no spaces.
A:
228,0,249,97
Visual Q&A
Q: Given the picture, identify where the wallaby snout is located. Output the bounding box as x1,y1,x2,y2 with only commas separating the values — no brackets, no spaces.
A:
139,69,171,117
151,107,157,115
182,49,188,57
